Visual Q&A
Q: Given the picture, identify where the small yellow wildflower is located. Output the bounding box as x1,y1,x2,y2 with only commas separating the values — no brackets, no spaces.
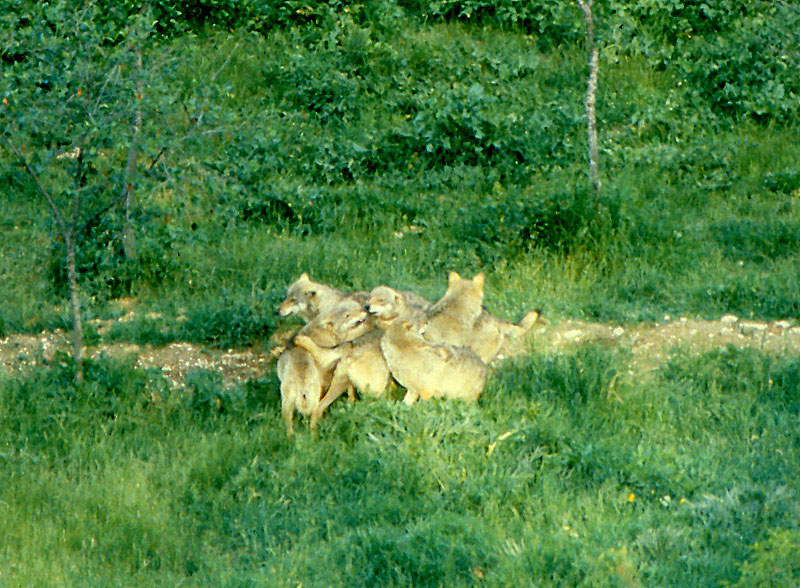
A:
627,492,635,503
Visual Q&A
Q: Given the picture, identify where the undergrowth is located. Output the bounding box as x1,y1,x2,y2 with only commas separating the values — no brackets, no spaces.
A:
1,349,798,586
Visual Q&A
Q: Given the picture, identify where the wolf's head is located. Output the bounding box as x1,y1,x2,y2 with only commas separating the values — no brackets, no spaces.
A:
367,286,404,322
278,272,348,322
332,301,372,341
425,271,485,324
277,272,315,319
445,271,485,306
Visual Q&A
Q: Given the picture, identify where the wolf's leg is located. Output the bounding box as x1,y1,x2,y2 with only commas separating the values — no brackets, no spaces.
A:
318,366,351,414
281,398,295,437
310,407,320,438
403,389,419,405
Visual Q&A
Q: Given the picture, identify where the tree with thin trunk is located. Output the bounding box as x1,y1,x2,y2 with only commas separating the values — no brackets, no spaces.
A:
1,3,238,382
577,0,601,198
0,3,153,382
1,137,87,381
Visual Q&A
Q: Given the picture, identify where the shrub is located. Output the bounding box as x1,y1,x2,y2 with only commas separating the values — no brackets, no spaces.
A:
47,207,179,301
676,11,800,122
396,0,582,46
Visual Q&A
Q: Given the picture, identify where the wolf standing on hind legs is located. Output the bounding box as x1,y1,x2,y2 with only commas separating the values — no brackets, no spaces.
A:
294,328,390,414
276,297,376,435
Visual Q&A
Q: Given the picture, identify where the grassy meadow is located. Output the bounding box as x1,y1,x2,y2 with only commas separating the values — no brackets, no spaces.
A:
1,1,800,586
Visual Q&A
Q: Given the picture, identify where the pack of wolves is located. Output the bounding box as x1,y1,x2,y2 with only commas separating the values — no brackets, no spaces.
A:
275,272,541,436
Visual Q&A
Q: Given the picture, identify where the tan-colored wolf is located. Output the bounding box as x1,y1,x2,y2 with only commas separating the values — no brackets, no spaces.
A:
277,298,376,436
294,328,390,413
367,286,487,405
277,346,324,437
277,272,430,323
296,297,373,347
277,272,366,322
422,271,486,347
465,308,542,364
418,270,541,364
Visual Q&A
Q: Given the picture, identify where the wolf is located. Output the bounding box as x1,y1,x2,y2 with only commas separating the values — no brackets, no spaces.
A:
416,271,541,364
465,308,542,364
277,272,366,322
422,271,486,347
367,286,487,405
276,298,376,436
270,297,372,360
276,346,324,437
358,272,484,339
296,297,373,347
277,272,431,323
293,328,390,413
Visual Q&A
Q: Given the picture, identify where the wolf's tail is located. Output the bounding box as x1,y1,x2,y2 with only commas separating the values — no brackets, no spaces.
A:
518,309,543,333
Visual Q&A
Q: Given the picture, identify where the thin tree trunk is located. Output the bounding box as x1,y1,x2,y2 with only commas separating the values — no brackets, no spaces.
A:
1,134,85,383
578,0,601,198
122,47,143,260
65,233,84,383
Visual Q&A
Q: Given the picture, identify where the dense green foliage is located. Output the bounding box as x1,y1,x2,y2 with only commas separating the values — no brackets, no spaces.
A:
2,0,800,585
2,0,798,327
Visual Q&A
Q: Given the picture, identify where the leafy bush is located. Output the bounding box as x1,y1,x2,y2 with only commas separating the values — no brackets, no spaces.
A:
460,186,621,261
675,10,800,122
605,1,800,122
396,0,582,46
47,207,180,300
617,0,748,47
366,83,581,183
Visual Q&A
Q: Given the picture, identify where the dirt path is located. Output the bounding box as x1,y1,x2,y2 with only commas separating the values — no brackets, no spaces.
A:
1,314,798,390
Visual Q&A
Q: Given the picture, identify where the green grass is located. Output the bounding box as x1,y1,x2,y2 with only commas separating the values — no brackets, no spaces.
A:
2,4,800,586
1,348,798,586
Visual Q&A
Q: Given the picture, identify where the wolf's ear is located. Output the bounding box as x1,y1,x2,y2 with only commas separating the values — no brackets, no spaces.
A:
448,271,461,286
473,272,485,289
299,272,310,281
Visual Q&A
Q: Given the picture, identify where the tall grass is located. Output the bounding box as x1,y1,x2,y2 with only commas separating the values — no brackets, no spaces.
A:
1,348,798,586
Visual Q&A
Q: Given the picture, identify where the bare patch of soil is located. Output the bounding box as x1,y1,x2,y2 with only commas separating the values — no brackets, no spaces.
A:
1,314,798,389
532,315,800,374
0,331,273,390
